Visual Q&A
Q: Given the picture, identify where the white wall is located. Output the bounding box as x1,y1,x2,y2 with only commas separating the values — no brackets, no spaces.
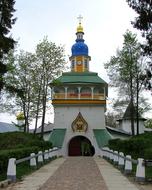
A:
53,105,106,156
122,120,145,135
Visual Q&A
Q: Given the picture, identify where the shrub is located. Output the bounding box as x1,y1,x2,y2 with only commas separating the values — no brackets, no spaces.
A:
0,132,52,150
0,146,39,172
144,148,152,160
0,132,52,173
108,132,152,159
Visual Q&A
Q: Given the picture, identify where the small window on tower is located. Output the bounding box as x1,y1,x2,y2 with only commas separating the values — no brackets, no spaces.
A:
84,59,88,68
72,60,75,69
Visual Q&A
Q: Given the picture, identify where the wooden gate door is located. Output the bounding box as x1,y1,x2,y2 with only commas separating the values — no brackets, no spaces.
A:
68,136,81,156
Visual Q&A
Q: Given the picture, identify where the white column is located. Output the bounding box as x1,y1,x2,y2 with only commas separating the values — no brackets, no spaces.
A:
30,153,37,167
136,158,145,182
118,152,125,169
91,87,94,99
65,87,67,99
78,87,81,99
44,150,49,161
103,87,106,100
38,151,43,164
125,155,132,174
7,158,16,182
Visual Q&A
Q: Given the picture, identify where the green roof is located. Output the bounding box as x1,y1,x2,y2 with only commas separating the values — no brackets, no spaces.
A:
54,72,107,85
93,129,112,147
49,129,66,148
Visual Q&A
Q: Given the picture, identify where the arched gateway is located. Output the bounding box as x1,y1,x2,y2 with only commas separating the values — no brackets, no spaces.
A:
68,136,95,156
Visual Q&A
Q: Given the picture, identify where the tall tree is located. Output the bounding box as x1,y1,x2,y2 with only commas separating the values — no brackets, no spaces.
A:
3,37,66,134
4,50,37,132
105,30,148,135
0,0,16,91
126,0,152,91
35,37,66,138
126,0,152,55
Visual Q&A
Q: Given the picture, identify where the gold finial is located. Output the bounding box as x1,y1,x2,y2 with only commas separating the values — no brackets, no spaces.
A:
77,14,83,24
77,14,83,33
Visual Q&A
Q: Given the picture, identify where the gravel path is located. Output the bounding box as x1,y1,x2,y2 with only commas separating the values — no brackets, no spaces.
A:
39,157,108,190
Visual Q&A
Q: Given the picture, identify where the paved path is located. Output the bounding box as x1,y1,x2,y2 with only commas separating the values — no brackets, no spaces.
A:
4,157,144,190
5,158,66,190
95,157,139,190
39,157,108,190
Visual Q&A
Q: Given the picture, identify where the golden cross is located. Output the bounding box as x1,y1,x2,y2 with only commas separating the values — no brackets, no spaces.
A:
77,14,83,24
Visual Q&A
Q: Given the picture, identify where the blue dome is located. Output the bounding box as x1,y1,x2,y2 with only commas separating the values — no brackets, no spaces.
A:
71,41,88,56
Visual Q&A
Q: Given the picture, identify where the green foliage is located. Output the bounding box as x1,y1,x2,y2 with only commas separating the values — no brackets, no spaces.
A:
3,37,66,134
0,0,16,90
126,0,152,55
0,131,52,150
144,119,152,128
16,112,25,120
108,132,152,159
0,146,39,172
0,132,52,173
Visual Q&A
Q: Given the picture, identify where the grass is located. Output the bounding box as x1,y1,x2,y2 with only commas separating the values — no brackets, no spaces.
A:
146,167,152,180
0,156,58,182
16,161,36,180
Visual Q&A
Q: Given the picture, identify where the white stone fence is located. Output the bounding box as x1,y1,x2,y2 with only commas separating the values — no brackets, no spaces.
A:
100,147,151,182
7,147,61,182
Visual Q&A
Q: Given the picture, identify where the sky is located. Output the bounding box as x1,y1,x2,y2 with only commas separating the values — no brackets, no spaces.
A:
1,0,150,127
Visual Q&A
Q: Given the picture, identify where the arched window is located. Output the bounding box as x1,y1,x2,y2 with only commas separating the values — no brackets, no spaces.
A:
84,59,88,68
67,87,78,99
53,87,65,99
94,87,104,99
80,87,91,99
71,60,75,69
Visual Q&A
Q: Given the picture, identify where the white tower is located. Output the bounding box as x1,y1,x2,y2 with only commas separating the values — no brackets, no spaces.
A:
49,17,111,156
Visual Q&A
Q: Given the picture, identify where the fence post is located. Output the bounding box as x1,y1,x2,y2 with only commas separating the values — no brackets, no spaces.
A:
44,150,49,161
110,150,114,162
106,147,110,159
124,155,132,174
52,147,57,157
30,153,37,168
136,158,145,182
118,152,125,169
113,151,119,165
7,158,16,182
38,151,43,165
49,148,52,159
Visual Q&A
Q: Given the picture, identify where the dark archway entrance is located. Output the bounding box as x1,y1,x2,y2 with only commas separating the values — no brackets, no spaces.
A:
68,136,95,156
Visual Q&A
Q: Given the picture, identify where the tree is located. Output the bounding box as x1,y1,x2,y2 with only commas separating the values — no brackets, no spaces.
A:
3,37,66,135
126,0,152,55
105,112,121,128
145,118,152,128
4,50,37,132
0,0,16,91
35,37,66,138
105,30,149,135
126,0,152,91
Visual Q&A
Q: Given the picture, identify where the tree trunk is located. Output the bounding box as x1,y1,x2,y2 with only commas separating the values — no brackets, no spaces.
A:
40,75,48,139
34,82,42,135
136,73,139,135
40,94,46,139
130,72,135,136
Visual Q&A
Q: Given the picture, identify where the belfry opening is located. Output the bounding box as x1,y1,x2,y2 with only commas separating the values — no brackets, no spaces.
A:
68,136,95,156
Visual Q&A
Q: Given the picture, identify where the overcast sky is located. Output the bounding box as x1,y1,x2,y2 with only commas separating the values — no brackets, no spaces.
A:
1,0,148,126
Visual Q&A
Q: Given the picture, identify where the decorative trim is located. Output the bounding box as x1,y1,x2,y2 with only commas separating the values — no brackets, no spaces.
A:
52,99,106,105
71,112,88,132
